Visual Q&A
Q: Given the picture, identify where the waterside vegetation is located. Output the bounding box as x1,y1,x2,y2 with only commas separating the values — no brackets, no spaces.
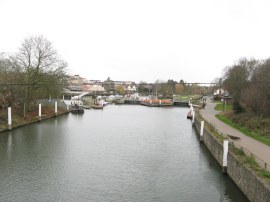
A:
215,57,270,145
0,36,68,129
216,113,270,146
231,145,270,182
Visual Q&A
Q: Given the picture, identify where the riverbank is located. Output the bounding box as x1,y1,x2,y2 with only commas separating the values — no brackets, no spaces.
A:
0,107,69,133
194,109,270,202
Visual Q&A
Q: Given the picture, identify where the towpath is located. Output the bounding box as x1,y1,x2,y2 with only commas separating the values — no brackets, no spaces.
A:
199,99,270,170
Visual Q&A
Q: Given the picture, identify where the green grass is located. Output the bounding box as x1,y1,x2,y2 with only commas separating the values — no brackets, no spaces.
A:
216,113,270,146
174,94,201,102
215,103,232,111
232,146,270,182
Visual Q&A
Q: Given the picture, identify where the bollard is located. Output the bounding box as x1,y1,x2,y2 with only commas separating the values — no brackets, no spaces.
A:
159,100,161,105
39,104,42,121
8,107,12,130
55,101,58,115
67,104,69,111
62,95,65,101
200,121,204,142
223,140,229,173
192,109,195,125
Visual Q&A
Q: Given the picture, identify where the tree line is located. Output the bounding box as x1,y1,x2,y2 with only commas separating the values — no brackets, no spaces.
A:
137,79,210,98
0,36,68,117
222,57,270,117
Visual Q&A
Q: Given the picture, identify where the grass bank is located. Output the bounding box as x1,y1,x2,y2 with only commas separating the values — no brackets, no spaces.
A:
215,103,233,111
216,113,270,146
231,146,270,182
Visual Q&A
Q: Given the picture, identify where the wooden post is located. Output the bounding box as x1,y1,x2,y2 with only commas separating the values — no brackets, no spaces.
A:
223,140,229,173
55,101,58,115
39,104,42,121
8,107,12,130
200,121,204,142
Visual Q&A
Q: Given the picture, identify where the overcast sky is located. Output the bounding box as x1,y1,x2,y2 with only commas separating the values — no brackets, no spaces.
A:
1,0,270,83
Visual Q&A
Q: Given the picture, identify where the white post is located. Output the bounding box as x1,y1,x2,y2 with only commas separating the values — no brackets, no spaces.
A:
67,104,69,111
200,121,204,142
62,95,65,101
223,140,229,173
55,101,58,114
8,107,12,130
39,104,42,121
192,109,195,124
159,100,161,104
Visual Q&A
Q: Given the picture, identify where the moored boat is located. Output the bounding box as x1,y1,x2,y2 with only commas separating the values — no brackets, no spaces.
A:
92,105,103,110
140,99,173,107
70,96,84,113
187,110,193,119
83,105,91,109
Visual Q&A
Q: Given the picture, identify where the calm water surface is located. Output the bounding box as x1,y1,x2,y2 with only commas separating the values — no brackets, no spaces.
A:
0,105,248,202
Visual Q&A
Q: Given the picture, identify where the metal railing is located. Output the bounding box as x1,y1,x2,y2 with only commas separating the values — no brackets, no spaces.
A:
230,141,270,172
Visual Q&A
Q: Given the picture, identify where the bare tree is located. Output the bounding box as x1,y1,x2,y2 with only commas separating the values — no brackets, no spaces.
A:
223,58,259,113
245,58,270,116
13,36,67,116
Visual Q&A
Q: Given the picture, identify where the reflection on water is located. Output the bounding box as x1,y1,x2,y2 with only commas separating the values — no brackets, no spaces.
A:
0,105,248,202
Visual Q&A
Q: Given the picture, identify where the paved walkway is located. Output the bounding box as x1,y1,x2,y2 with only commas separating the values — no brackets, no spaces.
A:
199,99,270,170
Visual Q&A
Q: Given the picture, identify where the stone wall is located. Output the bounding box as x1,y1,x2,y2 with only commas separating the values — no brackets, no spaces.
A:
227,152,270,202
194,118,223,166
194,115,270,202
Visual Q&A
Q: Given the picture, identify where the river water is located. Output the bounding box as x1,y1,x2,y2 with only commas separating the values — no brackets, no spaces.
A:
0,105,248,202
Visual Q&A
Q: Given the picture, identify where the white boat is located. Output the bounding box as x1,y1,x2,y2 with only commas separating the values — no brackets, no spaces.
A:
99,100,108,106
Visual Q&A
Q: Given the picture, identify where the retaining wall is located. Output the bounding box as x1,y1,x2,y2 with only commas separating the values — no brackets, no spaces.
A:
194,115,270,202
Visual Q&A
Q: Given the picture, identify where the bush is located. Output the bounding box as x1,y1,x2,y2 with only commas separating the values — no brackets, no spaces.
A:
233,101,244,113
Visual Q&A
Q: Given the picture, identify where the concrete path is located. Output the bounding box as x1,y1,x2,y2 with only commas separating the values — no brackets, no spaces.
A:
199,99,270,170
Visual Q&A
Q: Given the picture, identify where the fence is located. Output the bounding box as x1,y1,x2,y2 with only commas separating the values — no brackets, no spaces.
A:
230,141,270,172
37,99,68,109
